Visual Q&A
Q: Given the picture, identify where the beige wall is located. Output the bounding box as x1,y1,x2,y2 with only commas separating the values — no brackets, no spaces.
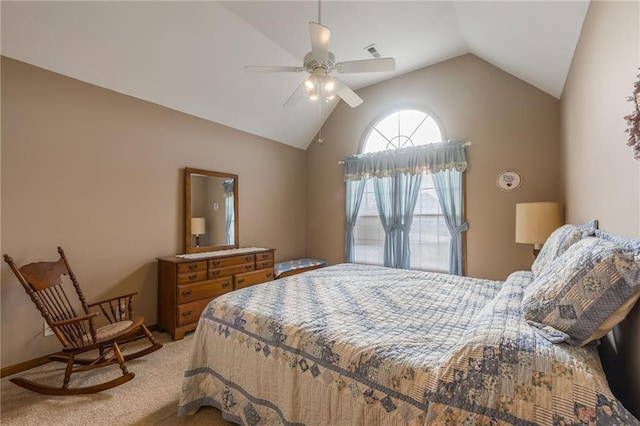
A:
306,54,561,281
561,0,640,236
8,3,635,367
1,57,307,367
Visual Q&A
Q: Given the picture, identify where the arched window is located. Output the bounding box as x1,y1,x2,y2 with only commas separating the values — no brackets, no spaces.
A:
353,109,450,272
361,109,443,153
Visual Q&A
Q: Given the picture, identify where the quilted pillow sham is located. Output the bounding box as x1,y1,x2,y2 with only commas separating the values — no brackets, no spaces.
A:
531,224,585,277
594,229,640,254
522,236,640,345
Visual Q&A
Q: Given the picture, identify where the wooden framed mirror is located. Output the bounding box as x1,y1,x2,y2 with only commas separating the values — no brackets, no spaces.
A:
184,167,239,253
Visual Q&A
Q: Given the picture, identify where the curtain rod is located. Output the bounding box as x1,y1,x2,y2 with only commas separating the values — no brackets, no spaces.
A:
337,141,472,165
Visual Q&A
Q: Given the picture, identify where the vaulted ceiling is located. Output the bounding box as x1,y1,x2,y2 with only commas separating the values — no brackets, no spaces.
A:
1,1,590,150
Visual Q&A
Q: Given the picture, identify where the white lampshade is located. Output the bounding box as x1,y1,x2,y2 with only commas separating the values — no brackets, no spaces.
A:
191,218,205,236
516,202,562,249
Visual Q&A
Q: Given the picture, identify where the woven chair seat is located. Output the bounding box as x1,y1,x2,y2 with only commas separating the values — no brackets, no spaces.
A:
76,319,140,345
96,320,134,340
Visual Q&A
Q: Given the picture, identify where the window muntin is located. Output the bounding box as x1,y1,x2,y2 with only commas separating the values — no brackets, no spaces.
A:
362,110,443,153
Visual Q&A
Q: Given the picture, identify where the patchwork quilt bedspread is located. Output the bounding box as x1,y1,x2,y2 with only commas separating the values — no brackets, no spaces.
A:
178,263,638,425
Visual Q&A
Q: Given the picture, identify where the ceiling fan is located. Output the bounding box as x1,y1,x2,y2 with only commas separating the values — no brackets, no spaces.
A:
243,4,396,108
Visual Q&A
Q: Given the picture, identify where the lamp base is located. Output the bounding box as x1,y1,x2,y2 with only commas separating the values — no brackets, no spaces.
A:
532,243,542,258
195,235,200,248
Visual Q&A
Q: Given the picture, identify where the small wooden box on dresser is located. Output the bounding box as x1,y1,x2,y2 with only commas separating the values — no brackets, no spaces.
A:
157,247,275,340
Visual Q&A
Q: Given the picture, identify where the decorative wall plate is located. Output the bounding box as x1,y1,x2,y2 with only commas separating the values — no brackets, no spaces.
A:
496,169,522,191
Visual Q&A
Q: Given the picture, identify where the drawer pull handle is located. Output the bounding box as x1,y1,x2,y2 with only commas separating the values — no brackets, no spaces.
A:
262,254,269,259
211,270,220,277
188,273,198,281
212,260,221,266
182,311,192,317
222,281,230,288
237,278,245,284
267,272,273,278
245,256,253,261
245,265,252,270
188,264,198,270
182,289,192,296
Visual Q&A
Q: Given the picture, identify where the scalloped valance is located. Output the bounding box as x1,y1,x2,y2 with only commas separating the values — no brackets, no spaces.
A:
343,141,468,181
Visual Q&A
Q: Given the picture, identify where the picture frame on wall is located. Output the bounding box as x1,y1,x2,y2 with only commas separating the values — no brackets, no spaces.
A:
496,169,522,192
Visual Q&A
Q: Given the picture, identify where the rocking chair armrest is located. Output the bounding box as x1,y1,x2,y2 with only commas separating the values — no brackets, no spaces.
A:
50,312,102,349
88,292,138,323
49,311,100,328
87,292,138,308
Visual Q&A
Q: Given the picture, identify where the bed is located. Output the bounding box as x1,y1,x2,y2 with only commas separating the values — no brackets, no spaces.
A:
178,225,640,425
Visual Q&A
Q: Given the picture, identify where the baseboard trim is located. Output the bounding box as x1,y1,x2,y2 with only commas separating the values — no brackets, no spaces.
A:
1,324,159,378
1,355,56,378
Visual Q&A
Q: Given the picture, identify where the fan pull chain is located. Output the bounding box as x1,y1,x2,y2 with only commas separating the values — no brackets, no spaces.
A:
318,102,324,144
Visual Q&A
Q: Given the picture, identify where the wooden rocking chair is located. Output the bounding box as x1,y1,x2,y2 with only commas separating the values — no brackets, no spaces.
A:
3,247,162,395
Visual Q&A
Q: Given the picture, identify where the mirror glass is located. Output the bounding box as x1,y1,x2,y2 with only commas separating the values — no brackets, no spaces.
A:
185,168,238,253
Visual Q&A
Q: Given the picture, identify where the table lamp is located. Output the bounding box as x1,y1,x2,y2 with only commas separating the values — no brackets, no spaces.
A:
191,218,206,248
516,202,562,257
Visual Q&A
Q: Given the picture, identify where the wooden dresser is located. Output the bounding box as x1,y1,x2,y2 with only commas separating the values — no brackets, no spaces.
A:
157,247,275,340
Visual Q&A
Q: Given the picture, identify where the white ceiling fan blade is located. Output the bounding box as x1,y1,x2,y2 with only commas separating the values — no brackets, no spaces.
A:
334,79,363,108
244,66,304,73
335,57,396,74
309,22,330,60
283,83,307,107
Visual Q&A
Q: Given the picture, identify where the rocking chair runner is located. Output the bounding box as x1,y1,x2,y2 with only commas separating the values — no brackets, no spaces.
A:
3,247,162,395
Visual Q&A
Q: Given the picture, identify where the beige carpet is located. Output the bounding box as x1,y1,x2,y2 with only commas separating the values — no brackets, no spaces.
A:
0,332,235,425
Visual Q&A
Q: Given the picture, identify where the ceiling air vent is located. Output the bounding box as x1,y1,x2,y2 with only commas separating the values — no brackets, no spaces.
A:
364,44,381,59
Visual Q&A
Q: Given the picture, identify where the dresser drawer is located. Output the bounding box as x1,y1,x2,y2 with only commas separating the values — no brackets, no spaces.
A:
256,251,274,262
176,298,211,327
177,270,208,285
177,278,233,304
209,262,254,279
208,254,255,269
235,268,274,290
256,259,274,269
177,261,207,274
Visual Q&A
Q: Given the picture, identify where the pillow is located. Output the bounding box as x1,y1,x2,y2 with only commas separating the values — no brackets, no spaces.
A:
582,288,640,344
530,220,598,277
594,229,640,255
531,224,584,277
581,230,640,344
522,236,640,345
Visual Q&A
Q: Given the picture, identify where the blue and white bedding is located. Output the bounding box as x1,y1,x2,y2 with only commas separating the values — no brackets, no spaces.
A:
178,263,638,425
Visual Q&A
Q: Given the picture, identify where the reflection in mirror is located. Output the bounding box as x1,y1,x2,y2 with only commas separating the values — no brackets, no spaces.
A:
185,168,238,253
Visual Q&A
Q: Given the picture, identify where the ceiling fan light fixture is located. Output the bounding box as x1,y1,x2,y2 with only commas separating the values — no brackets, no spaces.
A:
243,8,394,110
303,76,316,91
323,76,335,93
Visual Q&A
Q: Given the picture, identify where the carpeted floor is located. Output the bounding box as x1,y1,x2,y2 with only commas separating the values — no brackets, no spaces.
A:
0,332,235,425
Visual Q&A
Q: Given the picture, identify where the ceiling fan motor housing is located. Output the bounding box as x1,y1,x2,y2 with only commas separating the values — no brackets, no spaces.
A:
304,51,336,74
